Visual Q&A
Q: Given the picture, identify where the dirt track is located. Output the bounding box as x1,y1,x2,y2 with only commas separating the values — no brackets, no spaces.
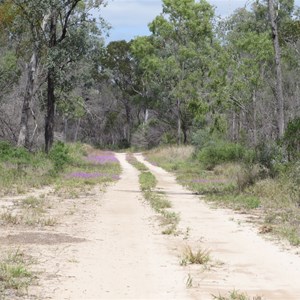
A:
2,152,300,299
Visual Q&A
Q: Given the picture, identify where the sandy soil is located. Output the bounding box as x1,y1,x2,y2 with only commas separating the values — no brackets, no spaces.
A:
0,153,190,299
135,153,300,300
2,152,300,299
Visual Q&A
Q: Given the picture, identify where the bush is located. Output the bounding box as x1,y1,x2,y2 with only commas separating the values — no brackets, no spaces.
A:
0,141,30,165
49,142,71,172
191,128,218,150
283,117,300,161
236,164,264,192
254,142,284,177
197,140,248,169
286,161,300,205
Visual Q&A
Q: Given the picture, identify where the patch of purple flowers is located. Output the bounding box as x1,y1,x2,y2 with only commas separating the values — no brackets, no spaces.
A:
66,172,120,180
86,153,118,165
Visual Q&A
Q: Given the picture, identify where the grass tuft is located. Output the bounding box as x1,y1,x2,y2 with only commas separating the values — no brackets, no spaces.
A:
181,245,210,265
212,290,264,300
0,250,33,296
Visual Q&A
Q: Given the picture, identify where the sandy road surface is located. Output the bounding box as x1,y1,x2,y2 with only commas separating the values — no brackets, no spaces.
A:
4,151,300,300
47,153,191,299
135,154,300,300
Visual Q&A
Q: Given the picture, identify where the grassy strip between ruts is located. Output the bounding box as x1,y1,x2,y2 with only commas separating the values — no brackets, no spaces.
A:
145,146,300,247
212,290,264,300
126,153,179,235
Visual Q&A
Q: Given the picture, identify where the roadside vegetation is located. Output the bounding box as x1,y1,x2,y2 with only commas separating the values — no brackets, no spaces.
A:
126,154,179,235
0,250,34,298
145,132,300,246
0,141,121,196
0,141,121,297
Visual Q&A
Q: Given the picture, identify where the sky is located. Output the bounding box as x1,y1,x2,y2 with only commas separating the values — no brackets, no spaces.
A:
100,0,300,42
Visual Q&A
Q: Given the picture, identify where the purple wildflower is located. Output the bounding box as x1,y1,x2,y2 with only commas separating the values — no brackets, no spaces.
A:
86,153,118,165
66,172,120,180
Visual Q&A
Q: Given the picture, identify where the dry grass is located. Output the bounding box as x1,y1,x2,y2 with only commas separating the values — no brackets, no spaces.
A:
180,245,210,266
212,290,265,300
147,145,195,171
149,145,195,161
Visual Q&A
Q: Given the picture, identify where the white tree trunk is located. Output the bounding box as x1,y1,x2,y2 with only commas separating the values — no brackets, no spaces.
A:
268,0,285,138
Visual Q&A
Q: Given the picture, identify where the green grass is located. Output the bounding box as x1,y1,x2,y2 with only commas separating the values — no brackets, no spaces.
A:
0,155,53,195
126,153,148,171
127,155,178,235
139,172,157,191
212,290,264,300
0,250,33,296
0,142,121,196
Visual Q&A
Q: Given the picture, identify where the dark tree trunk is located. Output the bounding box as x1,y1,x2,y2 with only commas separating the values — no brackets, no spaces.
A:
45,11,57,153
253,89,258,146
268,0,285,138
125,103,132,143
177,99,182,145
45,67,55,153
183,128,187,144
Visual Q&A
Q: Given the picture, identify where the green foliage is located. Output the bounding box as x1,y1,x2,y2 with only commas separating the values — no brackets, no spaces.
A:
285,161,300,206
0,141,30,165
197,140,248,169
0,51,20,98
139,171,157,191
49,142,71,173
0,250,33,295
254,142,284,177
283,117,300,160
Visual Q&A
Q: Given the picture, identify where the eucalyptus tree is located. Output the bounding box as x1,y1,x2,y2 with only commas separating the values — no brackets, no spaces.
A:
5,0,106,151
268,0,285,138
132,0,216,144
0,1,21,101
220,7,274,144
100,40,140,144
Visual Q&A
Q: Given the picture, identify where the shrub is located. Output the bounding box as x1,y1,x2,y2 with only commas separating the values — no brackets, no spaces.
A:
49,142,71,172
236,164,263,192
286,161,300,205
197,140,247,169
0,141,31,166
283,117,300,161
191,128,219,150
255,142,284,177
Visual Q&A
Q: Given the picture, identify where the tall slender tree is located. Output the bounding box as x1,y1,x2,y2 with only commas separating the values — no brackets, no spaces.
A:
268,0,285,138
